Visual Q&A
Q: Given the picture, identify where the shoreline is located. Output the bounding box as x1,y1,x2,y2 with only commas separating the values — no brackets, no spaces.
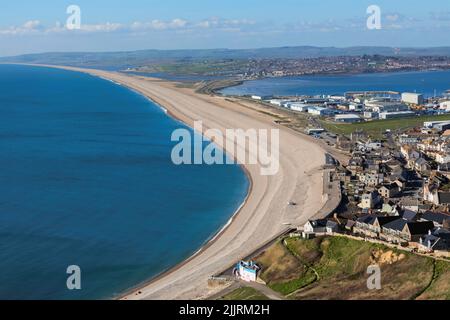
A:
67,65,257,300
215,68,450,96
12,63,328,300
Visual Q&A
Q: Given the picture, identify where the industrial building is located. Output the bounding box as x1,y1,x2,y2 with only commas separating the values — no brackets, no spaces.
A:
366,102,410,113
379,111,415,120
402,92,424,105
251,95,272,101
308,106,334,116
335,114,362,123
269,99,288,106
288,103,309,112
424,120,450,130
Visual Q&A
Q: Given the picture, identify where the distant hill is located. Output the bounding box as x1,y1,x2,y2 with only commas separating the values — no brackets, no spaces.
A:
2,46,450,70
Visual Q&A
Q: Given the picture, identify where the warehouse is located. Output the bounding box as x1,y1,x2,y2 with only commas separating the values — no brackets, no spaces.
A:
335,114,362,123
379,111,415,120
402,92,424,105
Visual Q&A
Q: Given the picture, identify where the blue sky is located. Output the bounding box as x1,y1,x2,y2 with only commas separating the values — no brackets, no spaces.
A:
1,0,450,56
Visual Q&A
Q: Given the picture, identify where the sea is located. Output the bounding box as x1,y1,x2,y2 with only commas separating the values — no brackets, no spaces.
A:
0,64,249,300
220,70,450,98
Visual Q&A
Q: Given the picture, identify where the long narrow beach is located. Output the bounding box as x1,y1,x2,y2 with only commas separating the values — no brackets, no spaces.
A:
30,65,328,300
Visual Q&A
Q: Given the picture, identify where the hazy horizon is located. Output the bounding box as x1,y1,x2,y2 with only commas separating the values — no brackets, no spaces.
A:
4,45,450,59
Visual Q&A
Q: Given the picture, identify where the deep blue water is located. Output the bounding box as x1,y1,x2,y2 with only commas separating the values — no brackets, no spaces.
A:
220,70,450,97
0,64,249,300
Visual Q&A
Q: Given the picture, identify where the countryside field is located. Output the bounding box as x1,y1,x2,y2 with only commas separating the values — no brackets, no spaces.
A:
319,114,450,138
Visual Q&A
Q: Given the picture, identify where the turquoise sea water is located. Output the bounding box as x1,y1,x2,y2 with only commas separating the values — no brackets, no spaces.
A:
0,64,249,300
220,70,450,97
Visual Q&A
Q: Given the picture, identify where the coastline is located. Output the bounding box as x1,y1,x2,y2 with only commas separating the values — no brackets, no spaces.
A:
14,64,328,300
216,68,450,96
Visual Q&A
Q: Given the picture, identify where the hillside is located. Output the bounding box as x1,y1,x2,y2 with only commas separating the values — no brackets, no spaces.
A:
2,46,450,69
223,236,450,300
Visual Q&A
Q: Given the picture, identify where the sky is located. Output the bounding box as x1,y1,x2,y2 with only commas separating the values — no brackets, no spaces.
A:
1,0,450,56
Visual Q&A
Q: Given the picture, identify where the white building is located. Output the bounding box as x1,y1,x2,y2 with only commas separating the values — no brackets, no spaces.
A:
308,106,334,116
440,101,450,111
251,95,272,100
349,103,364,111
236,261,260,282
288,103,309,112
436,153,450,164
269,99,289,107
402,92,424,105
370,103,410,113
335,114,361,123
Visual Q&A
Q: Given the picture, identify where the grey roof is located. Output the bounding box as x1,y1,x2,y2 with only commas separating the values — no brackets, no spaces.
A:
383,219,408,231
420,234,440,247
415,158,428,166
402,210,418,221
326,220,339,228
433,228,450,239
384,219,434,235
438,192,450,204
422,212,449,224
357,215,399,226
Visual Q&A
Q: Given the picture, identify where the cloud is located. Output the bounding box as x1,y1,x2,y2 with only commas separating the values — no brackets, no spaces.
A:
130,19,188,31
0,20,43,35
1,12,448,38
81,22,124,32
0,17,259,37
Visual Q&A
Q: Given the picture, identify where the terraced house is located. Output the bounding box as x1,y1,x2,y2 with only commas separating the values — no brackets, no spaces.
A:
381,219,435,244
353,215,399,238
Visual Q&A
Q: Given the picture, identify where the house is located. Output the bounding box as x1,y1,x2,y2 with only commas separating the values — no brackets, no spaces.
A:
398,134,420,145
345,220,356,232
435,152,450,165
304,219,327,233
423,173,450,205
359,172,384,187
410,157,431,174
420,212,450,227
353,215,399,238
358,191,381,209
235,261,260,282
378,183,400,199
381,202,400,216
347,156,364,175
400,197,421,212
303,219,338,234
381,220,435,243
400,145,420,160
